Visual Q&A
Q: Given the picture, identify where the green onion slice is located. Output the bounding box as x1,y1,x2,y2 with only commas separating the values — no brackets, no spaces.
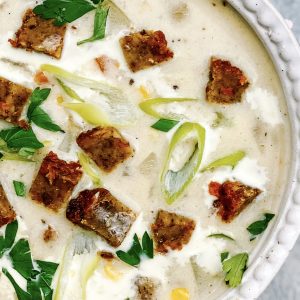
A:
139,98,198,120
42,64,137,125
62,102,110,126
56,78,84,103
201,151,245,173
161,122,206,204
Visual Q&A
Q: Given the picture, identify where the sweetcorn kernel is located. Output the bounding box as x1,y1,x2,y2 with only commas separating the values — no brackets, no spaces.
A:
103,262,122,281
139,85,150,100
171,288,190,300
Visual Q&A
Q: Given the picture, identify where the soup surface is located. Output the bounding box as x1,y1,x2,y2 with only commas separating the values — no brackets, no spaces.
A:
0,0,291,299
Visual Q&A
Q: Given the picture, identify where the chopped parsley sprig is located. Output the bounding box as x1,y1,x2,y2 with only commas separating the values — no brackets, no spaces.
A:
33,0,100,26
0,126,43,162
222,252,248,288
27,88,63,133
0,220,59,300
247,213,275,240
116,232,153,266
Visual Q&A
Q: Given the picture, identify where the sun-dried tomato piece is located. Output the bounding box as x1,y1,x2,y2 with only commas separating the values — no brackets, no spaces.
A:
209,181,262,222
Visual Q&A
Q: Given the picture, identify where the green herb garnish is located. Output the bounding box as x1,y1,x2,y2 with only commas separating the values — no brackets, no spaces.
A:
142,231,154,258
220,252,229,263
0,220,18,258
27,88,63,132
201,151,245,173
151,119,179,132
247,213,275,240
222,253,248,288
13,181,26,197
33,0,98,26
208,233,235,241
161,122,206,204
0,127,43,150
0,220,59,300
78,3,109,45
116,232,153,266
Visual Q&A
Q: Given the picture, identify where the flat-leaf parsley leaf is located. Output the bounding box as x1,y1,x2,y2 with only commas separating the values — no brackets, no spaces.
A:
222,253,248,288
27,88,63,132
33,0,97,26
247,213,275,239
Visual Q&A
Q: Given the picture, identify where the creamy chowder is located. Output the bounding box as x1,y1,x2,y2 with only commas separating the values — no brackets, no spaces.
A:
0,0,291,300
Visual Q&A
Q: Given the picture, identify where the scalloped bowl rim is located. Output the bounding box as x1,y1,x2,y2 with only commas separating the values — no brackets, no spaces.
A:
220,1,300,299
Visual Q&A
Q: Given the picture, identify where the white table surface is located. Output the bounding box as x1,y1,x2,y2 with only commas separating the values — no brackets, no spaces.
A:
260,1,300,299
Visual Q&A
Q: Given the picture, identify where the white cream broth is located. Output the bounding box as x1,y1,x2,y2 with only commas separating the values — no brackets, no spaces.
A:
0,0,291,299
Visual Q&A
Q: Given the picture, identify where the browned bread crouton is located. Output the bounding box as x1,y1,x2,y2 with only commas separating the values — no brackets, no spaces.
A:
135,276,158,300
66,188,136,247
9,9,66,59
206,58,249,104
209,181,262,222
0,77,32,125
0,185,16,228
151,210,195,254
29,151,82,212
76,126,133,173
120,30,174,72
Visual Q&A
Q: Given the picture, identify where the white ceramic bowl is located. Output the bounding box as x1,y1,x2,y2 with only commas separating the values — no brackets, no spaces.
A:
221,1,300,299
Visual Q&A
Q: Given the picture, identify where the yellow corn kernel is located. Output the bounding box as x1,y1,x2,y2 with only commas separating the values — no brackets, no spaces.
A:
171,288,190,300
57,95,64,104
139,85,150,100
103,262,122,281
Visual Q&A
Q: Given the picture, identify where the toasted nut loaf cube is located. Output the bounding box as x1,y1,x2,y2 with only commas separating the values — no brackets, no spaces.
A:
66,188,136,247
0,185,16,228
151,210,195,253
135,276,158,300
0,77,32,125
209,181,262,222
206,58,249,104
9,9,66,59
77,126,133,173
29,151,82,212
120,30,174,72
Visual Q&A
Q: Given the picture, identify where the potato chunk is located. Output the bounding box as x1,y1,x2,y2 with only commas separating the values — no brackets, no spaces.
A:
66,188,136,247
209,181,262,222
206,58,249,104
29,152,83,212
151,210,195,253
9,9,66,59
120,30,174,72
0,185,16,228
76,126,133,173
0,77,31,125
135,276,158,300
